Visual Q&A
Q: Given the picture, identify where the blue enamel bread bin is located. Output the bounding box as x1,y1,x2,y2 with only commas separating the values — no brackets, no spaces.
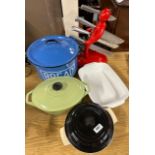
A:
27,35,79,80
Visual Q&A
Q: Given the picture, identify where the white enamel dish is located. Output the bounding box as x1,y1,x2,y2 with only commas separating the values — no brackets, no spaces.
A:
78,62,129,108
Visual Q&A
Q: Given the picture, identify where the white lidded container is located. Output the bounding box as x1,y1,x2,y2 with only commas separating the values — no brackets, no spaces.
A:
78,62,129,108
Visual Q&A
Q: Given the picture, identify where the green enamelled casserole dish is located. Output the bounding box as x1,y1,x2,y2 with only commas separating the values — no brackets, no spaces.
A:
26,77,88,115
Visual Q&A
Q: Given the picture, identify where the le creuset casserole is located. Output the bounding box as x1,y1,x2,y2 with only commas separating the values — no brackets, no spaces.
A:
26,77,88,115
63,102,114,153
26,35,79,80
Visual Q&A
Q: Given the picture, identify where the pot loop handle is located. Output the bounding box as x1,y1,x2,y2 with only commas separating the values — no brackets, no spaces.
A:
105,108,118,124
60,127,70,146
26,90,33,106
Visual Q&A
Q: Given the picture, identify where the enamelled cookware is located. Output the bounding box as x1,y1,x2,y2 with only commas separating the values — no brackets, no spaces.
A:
26,35,79,80
59,62,128,153
26,62,128,152
26,77,88,115
26,62,128,114
62,102,114,153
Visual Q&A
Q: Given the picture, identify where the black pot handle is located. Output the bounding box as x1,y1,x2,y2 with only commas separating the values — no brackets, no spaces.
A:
45,39,61,44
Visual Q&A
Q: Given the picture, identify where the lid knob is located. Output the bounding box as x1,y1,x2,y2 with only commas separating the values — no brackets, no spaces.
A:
52,82,63,91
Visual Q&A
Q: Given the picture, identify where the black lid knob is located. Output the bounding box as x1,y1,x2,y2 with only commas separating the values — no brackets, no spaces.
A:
52,82,63,91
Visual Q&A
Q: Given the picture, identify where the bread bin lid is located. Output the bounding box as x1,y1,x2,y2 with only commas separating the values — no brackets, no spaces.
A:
27,35,79,67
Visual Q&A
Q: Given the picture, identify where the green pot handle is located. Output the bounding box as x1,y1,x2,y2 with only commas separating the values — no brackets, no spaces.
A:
26,90,33,106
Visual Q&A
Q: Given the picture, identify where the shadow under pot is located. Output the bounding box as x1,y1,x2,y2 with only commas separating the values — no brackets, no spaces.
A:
64,102,114,153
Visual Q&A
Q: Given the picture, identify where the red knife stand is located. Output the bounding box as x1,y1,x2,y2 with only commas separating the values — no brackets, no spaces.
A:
78,8,111,67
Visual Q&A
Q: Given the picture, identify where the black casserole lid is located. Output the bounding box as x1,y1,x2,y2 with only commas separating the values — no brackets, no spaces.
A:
65,102,114,153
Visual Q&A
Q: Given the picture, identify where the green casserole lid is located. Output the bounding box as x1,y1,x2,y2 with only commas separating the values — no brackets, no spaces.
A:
26,77,88,113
